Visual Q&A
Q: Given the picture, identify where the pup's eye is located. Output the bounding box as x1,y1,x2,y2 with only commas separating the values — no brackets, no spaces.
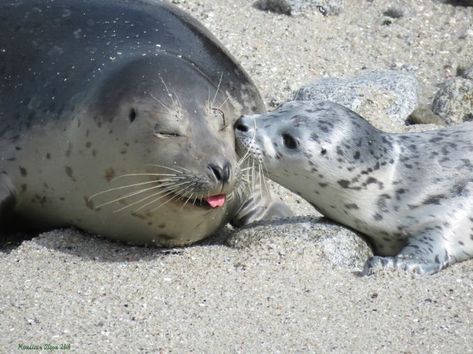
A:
282,133,298,150
129,108,137,123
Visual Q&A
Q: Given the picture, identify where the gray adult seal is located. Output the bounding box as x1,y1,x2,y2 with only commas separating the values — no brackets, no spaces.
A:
235,100,473,274
0,0,290,246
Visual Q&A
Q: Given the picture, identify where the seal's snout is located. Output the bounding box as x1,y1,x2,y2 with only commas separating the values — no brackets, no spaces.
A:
208,162,231,184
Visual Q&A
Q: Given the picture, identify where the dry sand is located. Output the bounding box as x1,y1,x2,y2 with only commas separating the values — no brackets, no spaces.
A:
1,0,473,353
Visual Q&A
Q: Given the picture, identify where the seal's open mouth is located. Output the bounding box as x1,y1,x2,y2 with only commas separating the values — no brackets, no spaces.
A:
204,194,226,208
173,193,227,209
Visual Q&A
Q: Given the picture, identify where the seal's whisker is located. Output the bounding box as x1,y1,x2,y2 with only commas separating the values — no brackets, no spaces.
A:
211,72,223,108
133,181,195,212
148,184,196,213
89,179,166,200
95,181,184,209
111,173,182,181
257,163,266,193
158,75,175,105
240,167,253,174
261,165,270,193
251,157,257,188
216,94,230,110
150,93,171,113
232,192,249,216
115,182,191,213
180,191,195,210
237,143,253,167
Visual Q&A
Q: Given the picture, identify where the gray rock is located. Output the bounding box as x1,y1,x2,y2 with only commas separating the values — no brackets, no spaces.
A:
294,70,420,131
406,105,446,126
226,216,372,272
432,76,473,124
254,0,343,16
458,64,473,80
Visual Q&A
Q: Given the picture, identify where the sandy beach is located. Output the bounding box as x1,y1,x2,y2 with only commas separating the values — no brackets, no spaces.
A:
1,0,473,353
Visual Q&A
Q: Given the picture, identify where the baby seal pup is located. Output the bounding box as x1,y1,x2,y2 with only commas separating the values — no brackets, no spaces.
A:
235,100,473,274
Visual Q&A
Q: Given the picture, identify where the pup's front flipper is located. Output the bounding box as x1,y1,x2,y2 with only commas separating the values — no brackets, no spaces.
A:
363,228,451,275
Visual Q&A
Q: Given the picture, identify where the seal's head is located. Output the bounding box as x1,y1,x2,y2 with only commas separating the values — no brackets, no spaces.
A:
77,55,246,245
235,101,379,188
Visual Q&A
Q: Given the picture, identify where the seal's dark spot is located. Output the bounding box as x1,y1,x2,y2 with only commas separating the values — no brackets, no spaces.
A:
395,188,407,200
422,194,445,205
65,143,72,157
19,167,27,177
337,180,350,188
320,148,327,155
104,168,115,182
345,203,359,210
129,108,137,123
65,166,76,181
158,233,175,240
374,213,383,221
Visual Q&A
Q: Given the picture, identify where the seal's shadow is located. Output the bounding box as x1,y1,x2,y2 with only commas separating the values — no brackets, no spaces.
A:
0,228,185,262
1,216,372,263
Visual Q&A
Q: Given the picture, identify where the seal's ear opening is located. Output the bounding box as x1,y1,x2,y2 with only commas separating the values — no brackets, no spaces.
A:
128,108,137,123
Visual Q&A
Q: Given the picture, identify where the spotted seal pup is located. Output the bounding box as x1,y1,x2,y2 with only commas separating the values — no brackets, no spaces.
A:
235,100,473,274
0,0,291,246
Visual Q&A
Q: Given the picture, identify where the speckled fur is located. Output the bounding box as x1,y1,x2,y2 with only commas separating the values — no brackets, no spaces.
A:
235,100,473,274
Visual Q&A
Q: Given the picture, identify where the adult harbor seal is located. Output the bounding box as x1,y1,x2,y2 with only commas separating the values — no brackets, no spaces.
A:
0,0,290,246
235,100,473,274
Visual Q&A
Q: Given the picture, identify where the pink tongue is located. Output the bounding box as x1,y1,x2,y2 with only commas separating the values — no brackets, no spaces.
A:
205,194,226,208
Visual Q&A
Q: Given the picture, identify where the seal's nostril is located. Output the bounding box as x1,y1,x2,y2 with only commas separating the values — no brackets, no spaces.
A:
208,162,231,183
235,123,249,132
209,163,223,182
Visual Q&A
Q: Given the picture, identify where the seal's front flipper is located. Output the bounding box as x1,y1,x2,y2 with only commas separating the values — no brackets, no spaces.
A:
230,186,292,227
0,174,16,222
363,229,451,275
